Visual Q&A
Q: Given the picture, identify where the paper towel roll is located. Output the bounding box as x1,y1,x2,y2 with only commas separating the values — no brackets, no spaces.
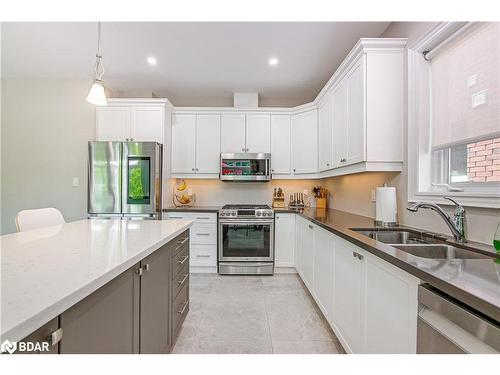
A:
375,186,398,225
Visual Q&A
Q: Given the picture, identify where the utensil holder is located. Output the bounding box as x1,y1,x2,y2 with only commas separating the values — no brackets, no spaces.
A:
316,197,327,209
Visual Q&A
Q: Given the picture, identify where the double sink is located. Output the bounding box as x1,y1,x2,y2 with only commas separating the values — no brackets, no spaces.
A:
352,229,492,260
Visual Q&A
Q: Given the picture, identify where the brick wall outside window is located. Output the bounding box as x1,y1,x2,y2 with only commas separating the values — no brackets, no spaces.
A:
467,138,500,182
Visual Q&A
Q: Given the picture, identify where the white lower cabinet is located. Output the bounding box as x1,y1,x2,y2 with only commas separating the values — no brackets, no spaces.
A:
363,251,419,353
312,226,334,320
294,218,419,354
332,236,365,353
274,213,296,268
165,211,217,273
300,220,314,290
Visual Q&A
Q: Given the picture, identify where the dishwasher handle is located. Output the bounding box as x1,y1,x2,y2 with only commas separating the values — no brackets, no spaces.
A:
418,285,500,353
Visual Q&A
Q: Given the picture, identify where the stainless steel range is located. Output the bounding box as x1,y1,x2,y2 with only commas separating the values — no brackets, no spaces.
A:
218,204,274,275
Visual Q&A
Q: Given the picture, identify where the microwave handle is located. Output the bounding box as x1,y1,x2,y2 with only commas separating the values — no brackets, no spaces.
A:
266,158,270,177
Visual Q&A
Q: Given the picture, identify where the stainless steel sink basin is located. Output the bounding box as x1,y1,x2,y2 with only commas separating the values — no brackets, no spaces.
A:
392,245,491,259
353,229,433,245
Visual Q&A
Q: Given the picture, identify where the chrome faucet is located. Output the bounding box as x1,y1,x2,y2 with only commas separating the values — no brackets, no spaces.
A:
407,197,467,243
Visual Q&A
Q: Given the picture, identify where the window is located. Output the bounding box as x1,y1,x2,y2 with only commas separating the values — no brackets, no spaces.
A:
408,22,500,207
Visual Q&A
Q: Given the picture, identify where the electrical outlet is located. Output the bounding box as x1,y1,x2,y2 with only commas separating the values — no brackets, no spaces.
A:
472,90,487,108
72,177,79,187
371,189,376,202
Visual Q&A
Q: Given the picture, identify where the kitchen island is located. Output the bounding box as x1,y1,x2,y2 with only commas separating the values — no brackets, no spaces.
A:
1,218,192,353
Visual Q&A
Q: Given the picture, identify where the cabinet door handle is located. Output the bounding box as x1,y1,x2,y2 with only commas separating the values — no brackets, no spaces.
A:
340,158,347,163
353,251,358,258
178,273,189,285
196,254,210,258
177,237,189,245
242,147,245,152
178,300,189,315
191,168,195,171
271,169,275,172
136,267,144,276
246,148,249,152
326,163,330,166
357,253,364,261
46,328,63,346
177,255,189,265
308,225,313,229
293,168,296,172
143,263,150,272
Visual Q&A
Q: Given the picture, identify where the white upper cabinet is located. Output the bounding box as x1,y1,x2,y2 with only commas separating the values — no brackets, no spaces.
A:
318,93,334,171
332,80,348,168
291,109,318,174
221,114,246,153
195,114,221,174
171,114,196,174
346,56,366,165
96,107,130,141
130,107,164,143
96,100,166,144
270,115,291,174
167,38,406,179
245,114,270,153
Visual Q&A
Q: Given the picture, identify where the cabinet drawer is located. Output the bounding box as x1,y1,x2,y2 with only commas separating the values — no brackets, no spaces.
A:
170,231,189,256
172,263,189,300
190,225,217,244
190,244,217,267
166,212,217,224
172,282,189,342
172,244,189,278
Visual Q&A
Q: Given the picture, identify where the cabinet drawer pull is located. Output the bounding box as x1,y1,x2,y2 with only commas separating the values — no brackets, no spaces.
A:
177,237,189,245
178,273,189,285
196,233,210,236
196,217,210,220
177,255,189,265
178,300,189,315
196,254,210,258
169,216,183,220
46,328,63,346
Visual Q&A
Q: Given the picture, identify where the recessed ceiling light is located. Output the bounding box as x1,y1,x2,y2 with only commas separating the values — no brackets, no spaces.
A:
147,56,157,66
268,57,279,67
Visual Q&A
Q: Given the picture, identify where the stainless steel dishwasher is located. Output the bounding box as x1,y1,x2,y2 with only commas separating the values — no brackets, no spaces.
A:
417,284,500,353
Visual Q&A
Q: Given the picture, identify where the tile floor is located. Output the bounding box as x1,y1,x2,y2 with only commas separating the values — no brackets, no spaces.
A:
172,273,345,354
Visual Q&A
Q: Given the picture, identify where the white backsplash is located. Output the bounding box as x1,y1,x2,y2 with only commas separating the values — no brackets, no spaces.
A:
165,178,319,208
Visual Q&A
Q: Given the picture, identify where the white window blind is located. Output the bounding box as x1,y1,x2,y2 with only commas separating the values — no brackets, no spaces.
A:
430,23,500,149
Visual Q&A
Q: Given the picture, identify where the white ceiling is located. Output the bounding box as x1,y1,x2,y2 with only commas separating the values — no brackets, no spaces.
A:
1,22,390,106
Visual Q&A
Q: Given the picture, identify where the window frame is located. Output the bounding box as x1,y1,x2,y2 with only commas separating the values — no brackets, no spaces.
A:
407,22,500,209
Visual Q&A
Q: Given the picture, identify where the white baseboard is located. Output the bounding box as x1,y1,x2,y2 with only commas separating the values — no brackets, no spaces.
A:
274,267,298,274
190,266,217,274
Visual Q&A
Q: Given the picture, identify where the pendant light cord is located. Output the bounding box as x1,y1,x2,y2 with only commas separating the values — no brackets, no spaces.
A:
94,22,105,81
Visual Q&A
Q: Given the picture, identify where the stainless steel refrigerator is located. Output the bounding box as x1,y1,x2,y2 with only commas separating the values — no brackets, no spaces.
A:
88,141,162,219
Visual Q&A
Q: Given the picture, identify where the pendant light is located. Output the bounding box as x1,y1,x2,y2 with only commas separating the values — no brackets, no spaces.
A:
86,22,108,106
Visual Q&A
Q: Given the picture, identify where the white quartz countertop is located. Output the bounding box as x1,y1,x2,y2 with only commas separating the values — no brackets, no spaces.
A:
0,219,192,342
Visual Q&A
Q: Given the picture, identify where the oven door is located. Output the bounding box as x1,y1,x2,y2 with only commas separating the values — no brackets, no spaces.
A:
220,153,271,181
219,219,274,262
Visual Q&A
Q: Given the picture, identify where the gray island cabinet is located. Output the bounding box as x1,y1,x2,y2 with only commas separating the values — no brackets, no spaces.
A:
24,230,190,354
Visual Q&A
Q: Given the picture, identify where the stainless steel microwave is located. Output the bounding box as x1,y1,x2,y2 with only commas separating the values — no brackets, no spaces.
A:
220,153,271,181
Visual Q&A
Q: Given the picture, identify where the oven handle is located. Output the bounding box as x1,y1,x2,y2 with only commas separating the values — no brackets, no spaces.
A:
219,219,274,225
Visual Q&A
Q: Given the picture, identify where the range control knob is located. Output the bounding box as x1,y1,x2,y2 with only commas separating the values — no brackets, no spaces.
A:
221,212,226,216
256,211,262,216
231,212,236,216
